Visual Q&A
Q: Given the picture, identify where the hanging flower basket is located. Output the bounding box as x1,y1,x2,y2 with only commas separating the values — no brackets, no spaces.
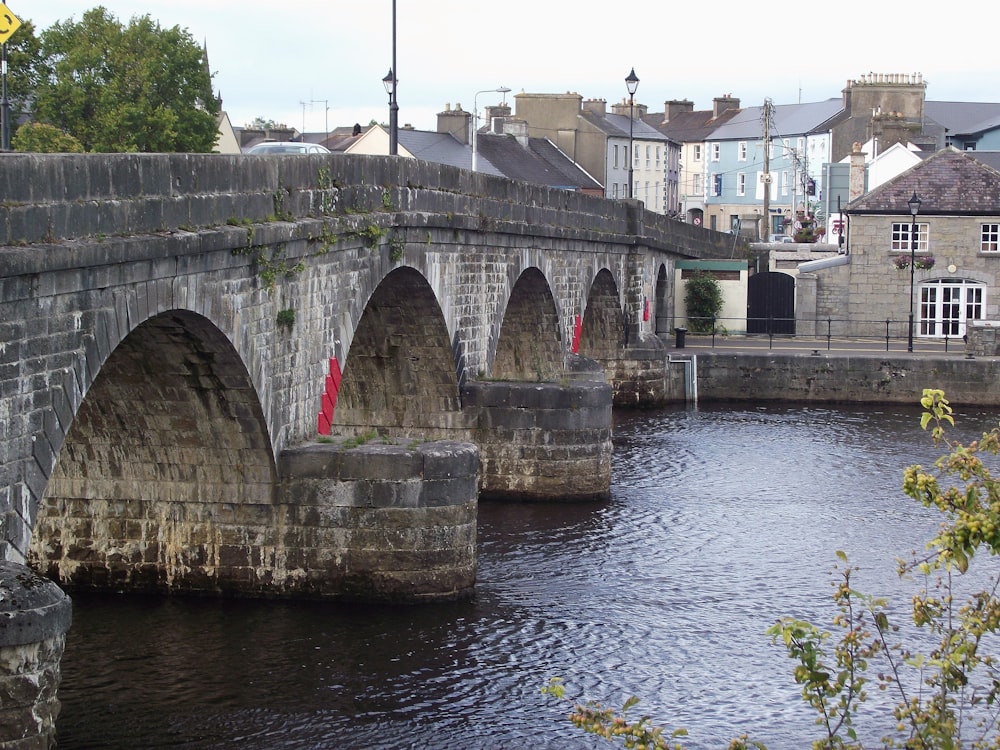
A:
892,255,910,270
915,255,936,270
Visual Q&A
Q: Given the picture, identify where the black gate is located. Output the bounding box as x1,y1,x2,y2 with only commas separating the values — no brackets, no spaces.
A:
747,271,795,334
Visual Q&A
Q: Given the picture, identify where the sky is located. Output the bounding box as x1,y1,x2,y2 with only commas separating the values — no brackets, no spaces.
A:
14,0,1000,137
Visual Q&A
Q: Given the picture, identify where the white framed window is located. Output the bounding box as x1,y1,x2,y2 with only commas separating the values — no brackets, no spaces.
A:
780,170,789,197
645,145,650,168
768,139,776,158
692,174,702,195
612,183,618,199
737,172,746,196
693,144,702,161
711,143,720,161
797,137,804,153
738,141,747,161
711,173,721,196
633,146,639,167
655,146,661,167
891,222,928,252
982,223,1000,252
920,280,985,338
613,144,619,168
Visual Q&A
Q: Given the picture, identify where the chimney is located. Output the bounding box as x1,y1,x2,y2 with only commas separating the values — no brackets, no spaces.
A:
502,118,530,148
610,97,647,118
437,102,472,144
485,103,512,133
582,98,607,116
663,99,694,123
712,94,740,118
849,142,867,201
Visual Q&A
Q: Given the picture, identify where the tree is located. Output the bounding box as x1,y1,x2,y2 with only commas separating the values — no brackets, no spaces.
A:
12,122,84,152
683,272,723,333
2,19,44,138
32,7,219,152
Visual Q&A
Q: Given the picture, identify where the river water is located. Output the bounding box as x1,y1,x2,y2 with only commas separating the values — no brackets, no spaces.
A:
54,402,1000,749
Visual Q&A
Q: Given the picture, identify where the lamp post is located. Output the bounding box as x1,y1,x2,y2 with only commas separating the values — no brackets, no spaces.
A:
472,86,511,172
384,0,398,155
625,68,639,199
907,191,922,352
382,68,398,155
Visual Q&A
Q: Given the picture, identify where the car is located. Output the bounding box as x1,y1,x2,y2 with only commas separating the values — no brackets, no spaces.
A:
245,141,330,155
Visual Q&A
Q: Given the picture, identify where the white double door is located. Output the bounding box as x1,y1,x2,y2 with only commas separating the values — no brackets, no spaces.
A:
918,279,985,338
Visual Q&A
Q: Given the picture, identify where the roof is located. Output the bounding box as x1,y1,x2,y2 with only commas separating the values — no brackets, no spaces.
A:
580,110,674,143
925,101,1000,138
397,129,504,176
708,99,844,140
474,133,602,190
846,146,1000,215
644,107,741,142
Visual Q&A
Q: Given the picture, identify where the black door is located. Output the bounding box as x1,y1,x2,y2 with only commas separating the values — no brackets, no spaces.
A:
747,272,795,334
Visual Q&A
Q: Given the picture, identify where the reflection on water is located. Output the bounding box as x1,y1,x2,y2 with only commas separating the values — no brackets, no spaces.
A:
56,403,1000,749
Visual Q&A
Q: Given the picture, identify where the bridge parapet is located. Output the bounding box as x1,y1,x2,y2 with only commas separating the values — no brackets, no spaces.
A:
0,153,731,259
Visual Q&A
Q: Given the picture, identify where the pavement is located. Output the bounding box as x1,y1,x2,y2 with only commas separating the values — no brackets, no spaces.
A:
672,334,970,356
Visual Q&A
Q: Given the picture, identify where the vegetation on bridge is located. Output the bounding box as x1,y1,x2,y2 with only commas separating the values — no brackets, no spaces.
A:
545,389,1000,748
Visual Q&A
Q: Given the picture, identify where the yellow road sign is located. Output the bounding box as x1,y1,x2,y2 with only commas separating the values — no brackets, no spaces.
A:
0,3,21,45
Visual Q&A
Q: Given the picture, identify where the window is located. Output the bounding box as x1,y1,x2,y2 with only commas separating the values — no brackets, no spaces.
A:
768,139,776,158
738,141,747,161
891,222,928,252
920,280,985,338
613,144,619,168
692,174,702,195
982,223,1000,252
711,143,720,161
737,172,746,196
693,144,702,161
612,183,618,199
780,170,789,197
645,145,650,168
655,146,661,167
634,146,639,167
711,173,721,196
797,137,804,153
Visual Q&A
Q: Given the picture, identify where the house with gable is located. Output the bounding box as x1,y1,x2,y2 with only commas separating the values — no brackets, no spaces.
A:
799,147,1000,342
644,96,741,228
704,98,843,239
513,92,680,213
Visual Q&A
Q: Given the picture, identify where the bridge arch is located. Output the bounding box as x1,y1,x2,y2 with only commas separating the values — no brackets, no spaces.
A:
579,268,625,363
29,310,275,590
332,266,466,439
492,267,563,381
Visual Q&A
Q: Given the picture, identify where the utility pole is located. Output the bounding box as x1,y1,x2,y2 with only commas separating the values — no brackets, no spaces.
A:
760,98,773,240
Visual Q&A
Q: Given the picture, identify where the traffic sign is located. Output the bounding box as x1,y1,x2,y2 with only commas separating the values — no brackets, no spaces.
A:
0,4,21,45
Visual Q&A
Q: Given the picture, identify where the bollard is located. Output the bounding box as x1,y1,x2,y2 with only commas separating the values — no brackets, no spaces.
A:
674,327,687,348
0,561,72,749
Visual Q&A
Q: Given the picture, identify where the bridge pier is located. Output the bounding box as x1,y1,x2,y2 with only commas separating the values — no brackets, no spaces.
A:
463,380,613,502
277,440,479,602
0,561,72,749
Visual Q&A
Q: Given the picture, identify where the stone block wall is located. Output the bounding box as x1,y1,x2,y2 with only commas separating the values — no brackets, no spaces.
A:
0,561,72,749
463,380,613,501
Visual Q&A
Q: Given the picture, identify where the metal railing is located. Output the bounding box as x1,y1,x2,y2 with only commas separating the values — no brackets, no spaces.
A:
668,316,963,353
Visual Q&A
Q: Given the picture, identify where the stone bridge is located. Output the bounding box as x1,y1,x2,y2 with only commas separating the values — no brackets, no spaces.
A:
0,153,730,604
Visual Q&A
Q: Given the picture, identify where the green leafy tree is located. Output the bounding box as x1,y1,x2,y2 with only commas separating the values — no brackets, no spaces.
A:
684,271,723,333
12,122,84,152
2,19,43,137
32,7,219,152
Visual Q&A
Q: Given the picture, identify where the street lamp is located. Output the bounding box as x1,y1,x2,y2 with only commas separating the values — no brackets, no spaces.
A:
907,191,922,352
472,86,511,172
384,0,398,155
625,68,639,199
382,68,398,156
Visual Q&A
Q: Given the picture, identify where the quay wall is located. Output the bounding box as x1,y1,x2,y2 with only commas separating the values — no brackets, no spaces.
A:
696,351,1000,406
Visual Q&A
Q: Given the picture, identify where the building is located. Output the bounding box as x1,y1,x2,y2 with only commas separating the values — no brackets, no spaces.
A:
344,103,601,193
645,96,741,228
512,92,679,213
803,147,1000,341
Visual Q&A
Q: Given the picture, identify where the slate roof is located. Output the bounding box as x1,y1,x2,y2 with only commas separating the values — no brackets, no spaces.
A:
846,146,1000,215
708,99,844,140
580,110,675,143
474,133,602,190
925,101,1000,138
397,129,504,176
644,107,741,142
